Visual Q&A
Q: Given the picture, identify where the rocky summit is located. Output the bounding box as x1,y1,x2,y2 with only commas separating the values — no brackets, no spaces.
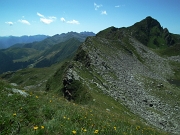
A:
56,17,180,134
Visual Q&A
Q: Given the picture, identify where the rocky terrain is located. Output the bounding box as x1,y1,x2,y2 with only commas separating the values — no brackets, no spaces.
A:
59,17,180,134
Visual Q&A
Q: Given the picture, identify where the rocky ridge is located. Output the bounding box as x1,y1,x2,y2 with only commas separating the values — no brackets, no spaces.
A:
63,35,180,134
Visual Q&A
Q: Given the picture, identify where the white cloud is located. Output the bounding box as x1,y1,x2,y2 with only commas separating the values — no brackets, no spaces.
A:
40,18,53,24
101,11,107,15
60,17,66,22
67,20,80,24
37,12,56,24
37,12,44,18
5,22,13,26
18,19,31,25
94,3,102,10
115,5,120,8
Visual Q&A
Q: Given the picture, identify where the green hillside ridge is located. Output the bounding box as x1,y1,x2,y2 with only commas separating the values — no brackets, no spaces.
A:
35,38,82,68
97,16,180,49
45,17,180,134
0,32,94,74
1,16,180,135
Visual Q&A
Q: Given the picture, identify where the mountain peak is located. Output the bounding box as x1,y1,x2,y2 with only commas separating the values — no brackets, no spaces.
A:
132,16,162,31
128,16,175,47
145,16,161,28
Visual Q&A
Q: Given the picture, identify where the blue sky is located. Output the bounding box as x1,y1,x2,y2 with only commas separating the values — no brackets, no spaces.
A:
0,0,180,36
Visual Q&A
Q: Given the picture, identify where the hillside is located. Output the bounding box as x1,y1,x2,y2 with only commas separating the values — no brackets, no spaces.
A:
0,32,95,74
0,16,180,134
97,16,180,49
34,38,82,68
47,17,180,134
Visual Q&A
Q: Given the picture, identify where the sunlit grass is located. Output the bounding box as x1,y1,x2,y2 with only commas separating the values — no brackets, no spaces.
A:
0,79,168,135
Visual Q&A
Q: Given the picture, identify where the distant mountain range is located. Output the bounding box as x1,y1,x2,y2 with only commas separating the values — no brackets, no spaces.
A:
0,35,49,49
0,31,95,73
0,32,95,49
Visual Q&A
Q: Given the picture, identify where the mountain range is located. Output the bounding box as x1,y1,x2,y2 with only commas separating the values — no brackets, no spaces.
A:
0,31,95,73
0,35,49,49
0,16,180,135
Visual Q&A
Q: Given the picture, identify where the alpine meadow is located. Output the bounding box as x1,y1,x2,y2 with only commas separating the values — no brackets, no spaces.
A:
1,1,180,135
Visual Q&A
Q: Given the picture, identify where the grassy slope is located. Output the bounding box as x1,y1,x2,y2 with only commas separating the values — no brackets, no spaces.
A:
35,38,82,68
0,77,168,135
0,62,63,91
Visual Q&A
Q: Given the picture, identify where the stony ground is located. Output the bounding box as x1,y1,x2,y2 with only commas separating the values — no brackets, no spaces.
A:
67,36,180,134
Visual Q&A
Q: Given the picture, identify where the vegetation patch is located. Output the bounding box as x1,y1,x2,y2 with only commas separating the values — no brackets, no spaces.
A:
62,80,92,104
0,79,168,135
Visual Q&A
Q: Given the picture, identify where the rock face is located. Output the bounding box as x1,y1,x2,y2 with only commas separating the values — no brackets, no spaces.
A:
66,33,180,134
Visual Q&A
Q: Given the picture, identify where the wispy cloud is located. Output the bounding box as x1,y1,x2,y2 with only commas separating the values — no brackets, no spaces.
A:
94,3,102,10
60,17,66,22
115,5,125,8
37,12,44,18
67,20,80,24
37,12,56,24
101,11,107,15
18,19,31,25
5,21,13,26
49,16,57,20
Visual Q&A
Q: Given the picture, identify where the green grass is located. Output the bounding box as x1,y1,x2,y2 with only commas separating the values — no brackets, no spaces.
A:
168,61,180,87
0,75,168,135
0,62,63,91
155,43,180,57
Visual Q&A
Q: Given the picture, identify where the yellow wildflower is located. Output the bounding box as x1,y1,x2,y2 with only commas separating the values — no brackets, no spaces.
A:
136,126,140,130
114,126,116,130
41,126,44,129
36,96,38,98
83,129,87,132
72,130,76,134
50,100,52,102
13,113,16,116
33,126,38,130
94,130,98,134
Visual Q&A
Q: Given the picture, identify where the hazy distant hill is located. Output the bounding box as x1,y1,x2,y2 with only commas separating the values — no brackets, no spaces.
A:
0,31,95,73
0,35,49,49
9,31,95,51
34,38,82,68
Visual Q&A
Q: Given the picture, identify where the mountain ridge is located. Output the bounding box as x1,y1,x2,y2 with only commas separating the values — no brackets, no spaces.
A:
46,16,180,134
97,16,180,49
0,16,180,134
